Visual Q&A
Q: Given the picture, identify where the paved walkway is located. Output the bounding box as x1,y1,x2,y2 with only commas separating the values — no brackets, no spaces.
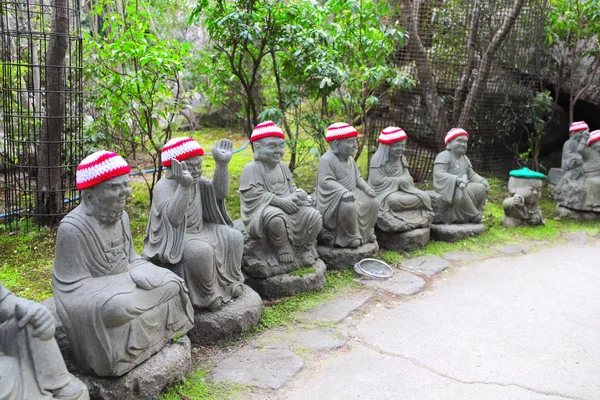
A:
211,233,600,400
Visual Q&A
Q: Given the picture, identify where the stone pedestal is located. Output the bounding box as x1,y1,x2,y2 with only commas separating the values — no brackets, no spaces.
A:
548,168,565,186
430,223,485,242
375,227,430,252
188,285,263,346
316,241,379,270
245,260,327,299
555,206,600,221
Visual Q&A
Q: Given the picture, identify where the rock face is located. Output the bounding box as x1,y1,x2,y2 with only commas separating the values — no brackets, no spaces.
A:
245,259,327,299
427,190,450,224
316,241,379,270
430,223,485,242
375,227,430,252
189,285,263,346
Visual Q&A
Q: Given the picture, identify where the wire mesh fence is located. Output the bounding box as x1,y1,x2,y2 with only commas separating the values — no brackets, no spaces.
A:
369,0,547,184
1,0,83,230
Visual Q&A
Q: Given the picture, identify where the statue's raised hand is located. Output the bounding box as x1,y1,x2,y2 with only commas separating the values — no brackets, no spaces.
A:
212,139,233,165
172,159,194,188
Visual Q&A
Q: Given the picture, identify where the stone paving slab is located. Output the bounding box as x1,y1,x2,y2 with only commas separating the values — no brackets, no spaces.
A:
297,293,372,322
496,244,531,255
441,251,481,262
252,328,349,351
358,270,425,296
400,256,450,277
212,348,303,389
565,231,590,245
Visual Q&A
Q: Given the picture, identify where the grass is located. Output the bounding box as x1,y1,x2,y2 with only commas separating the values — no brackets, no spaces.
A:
159,364,246,400
289,266,317,277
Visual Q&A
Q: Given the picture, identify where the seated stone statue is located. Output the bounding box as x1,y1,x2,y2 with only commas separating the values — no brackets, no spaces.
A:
0,281,88,400
502,168,545,228
53,151,194,377
433,128,489,223
315,122,379,248
580,130,600,210
144,138,244,310
368,127,433,232
240,121,322,263
561,121,588,171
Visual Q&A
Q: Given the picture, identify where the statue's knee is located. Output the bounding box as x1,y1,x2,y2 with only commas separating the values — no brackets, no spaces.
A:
183,241,214,268
338,200,357,216
266,216,286,237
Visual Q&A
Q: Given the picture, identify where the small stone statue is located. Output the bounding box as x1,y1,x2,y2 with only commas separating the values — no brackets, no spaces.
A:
502,168,545,228
0,281,88,400
580,130,600,210
240,121,322,263
315,122,379,248
144,138,244,310
561,121,588,171
53,151,194,377
433,128,489,223
368,127,433,232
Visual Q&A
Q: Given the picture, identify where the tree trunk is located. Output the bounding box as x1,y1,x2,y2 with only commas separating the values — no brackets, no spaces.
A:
456,0,525,128
36,0,69,225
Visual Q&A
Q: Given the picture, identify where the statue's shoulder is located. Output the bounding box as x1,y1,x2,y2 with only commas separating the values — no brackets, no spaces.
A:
434,150,451,164
241,160,261,174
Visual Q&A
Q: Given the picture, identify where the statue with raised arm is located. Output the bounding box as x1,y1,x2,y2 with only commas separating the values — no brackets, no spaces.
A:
240,121,322,264
144,138,244,311
52,151,194,377
0,281,88,400
578,130,600,210
561,121,588,171
433,128,489,224
368,127,433,232
315,123,379,248
502,168,545,228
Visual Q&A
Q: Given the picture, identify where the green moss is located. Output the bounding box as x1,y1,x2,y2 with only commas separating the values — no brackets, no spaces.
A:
159,364,245,400
289,266,316,277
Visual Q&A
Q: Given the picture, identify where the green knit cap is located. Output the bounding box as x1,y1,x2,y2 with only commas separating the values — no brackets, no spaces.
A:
509,167,545,179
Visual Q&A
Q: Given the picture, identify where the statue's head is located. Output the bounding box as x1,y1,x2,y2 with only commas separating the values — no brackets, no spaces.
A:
569,121,589,141
508,177,543,205
162,137,204,182
326,122,358,160
445,128,469,156
588,129,600,152
77,151,132,224
379,127,408,159
251,121,286,164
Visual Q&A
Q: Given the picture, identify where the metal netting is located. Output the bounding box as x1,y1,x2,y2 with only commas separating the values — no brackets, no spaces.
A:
1,0,83,230
369,0,547,183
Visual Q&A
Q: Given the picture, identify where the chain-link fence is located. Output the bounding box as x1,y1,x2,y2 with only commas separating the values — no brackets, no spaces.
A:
1,0,83,230
370,0,547,184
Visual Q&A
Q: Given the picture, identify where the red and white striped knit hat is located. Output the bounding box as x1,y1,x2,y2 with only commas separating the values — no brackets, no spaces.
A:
251,121,285,142
162,137,204,167
326,122,358,142
569,121,589,135
588,130,600,146
445,128,469,145
76,151,131,190
378,127,408,144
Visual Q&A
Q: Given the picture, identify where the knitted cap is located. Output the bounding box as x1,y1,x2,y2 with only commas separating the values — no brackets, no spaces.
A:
588,130,600,146
326,122,358,142
76,151,131,190
445,128,469,145
569,121,589,134
251,121,285,142
162,137,204,167
378,127,408,144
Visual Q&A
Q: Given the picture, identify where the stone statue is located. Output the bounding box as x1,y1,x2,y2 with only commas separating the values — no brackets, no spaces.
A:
144,138,244,310
240,121,322,263
315,122,379,248
52,151,194,377
433,128,489,223
368,127,433,232
502,168,545,228
0,281,88,400
579,130,600,210
561,121,588,171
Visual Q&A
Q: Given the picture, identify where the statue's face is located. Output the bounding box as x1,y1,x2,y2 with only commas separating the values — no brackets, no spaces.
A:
590,140,600,153
390,140,407,158
571,130,587,141
332,137,357,159
448,135,468,156
256,137,285,164
86,175,131,223
185,156,203,182
513,180,542,205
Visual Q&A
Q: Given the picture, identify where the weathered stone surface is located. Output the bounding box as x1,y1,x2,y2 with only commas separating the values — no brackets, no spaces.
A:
375,228,430,252
427,190,450,224
317,241,379,270
442,251,481,262
245,259,326,299
430,223,485,242
253,329,349,351
297,293,372,322
565,231,590,245
212,348,303,389
547,168,565,186
77,337,192,400
496,244,531,255
555,205,600,221
400,256,450,277
359,270,426,296
188,285,263,346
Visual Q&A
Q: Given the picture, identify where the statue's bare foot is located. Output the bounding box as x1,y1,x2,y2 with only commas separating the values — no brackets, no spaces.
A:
348,238,361,248
368,232,377,243
232,285,243,298
279,252,294,263
207,296,225,312
52,377,86,400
